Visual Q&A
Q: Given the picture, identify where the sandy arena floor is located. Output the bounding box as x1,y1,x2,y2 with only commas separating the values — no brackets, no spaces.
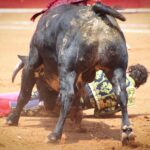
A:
0,11,150,150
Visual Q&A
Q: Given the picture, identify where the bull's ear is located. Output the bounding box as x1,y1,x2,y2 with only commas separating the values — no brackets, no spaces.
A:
18,55,28,64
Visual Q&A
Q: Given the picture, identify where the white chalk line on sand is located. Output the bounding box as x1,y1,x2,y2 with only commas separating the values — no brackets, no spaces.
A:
0,8,41,13
1,21,150,28
121,24,150,28
0,25,34,30
0,25,150,33
0,8,150,13
122,29,150,33
0,21,150,33
0,21,33,25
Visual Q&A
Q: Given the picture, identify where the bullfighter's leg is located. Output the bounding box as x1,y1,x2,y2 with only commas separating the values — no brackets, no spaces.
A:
110,68,135,145
6,47,41,125
47,69,77,143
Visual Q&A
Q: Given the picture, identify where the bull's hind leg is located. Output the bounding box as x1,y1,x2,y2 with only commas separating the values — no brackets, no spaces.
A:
36,79,58,111
69,93,85,133
110,68,135,145
6,47,41,125
47,69,77,143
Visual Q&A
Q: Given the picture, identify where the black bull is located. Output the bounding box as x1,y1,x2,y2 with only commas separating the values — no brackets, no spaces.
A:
7,3,135,145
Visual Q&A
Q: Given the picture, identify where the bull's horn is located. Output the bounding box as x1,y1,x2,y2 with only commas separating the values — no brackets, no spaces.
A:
12,55,28,83
18,55,28,64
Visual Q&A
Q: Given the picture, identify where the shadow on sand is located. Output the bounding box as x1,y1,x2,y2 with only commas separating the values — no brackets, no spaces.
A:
19,112,150,144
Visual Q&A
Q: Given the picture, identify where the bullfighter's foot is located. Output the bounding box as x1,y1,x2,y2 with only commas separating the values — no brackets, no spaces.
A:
121,125,135,146
46,132,61,143
6,111,20,126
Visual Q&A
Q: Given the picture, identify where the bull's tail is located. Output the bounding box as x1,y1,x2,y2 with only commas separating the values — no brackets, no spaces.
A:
92,2,126,21
30,9,47,22
12,55,28,83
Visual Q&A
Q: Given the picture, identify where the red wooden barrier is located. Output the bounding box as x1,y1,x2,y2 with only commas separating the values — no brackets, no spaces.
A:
0,0,150,8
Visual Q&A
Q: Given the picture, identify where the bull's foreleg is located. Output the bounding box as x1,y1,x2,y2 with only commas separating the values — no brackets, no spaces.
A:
47,70,77,143
110,68,135,145
6,65,36,125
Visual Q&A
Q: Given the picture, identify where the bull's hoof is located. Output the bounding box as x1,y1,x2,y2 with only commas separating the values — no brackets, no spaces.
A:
121,126,135,146
46,133,60,143
6,112,20,126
